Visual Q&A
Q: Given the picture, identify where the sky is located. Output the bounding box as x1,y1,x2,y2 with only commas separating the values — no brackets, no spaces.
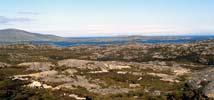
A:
0,0,214,37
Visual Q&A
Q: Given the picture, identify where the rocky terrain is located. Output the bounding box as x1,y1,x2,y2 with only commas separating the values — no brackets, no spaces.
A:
0,39,213,100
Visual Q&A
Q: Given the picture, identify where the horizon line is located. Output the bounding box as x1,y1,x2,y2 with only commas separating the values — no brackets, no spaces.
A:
0,28,214,37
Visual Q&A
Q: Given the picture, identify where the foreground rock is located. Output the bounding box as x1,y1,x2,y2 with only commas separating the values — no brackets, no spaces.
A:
0,62,11,68
190,67,214,98
147,73,179,83
203,81,214,98
18,62,55,71
58,59,131,71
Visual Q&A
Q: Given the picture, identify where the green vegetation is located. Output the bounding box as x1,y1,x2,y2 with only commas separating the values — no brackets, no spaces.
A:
166,83,208,100
0,67,76,100
0,66,207,100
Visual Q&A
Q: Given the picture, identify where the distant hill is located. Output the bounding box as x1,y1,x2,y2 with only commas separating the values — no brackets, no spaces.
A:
0,29,66,42
0,28,213,43
68,35,214,42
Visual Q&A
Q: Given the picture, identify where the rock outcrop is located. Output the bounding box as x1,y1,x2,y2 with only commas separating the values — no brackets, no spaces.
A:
0,62,11,68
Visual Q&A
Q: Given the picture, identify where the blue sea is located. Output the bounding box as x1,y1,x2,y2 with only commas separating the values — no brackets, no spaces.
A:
31,36,214,46
1,36,213,46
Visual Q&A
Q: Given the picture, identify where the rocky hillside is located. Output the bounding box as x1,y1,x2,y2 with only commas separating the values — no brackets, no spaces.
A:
0,39,213,100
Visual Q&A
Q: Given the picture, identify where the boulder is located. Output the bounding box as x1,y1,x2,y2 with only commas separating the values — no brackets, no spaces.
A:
0,62,11,68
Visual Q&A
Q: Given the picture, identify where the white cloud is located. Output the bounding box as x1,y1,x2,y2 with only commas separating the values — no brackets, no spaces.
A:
0,16,34,25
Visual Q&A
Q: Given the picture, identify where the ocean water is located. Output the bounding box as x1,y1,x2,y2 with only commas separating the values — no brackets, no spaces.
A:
31,40,193,46
32,36,214,46
32,41,128,46
1,36,213,46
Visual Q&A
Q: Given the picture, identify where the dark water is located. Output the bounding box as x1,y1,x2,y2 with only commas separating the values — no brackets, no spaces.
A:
1,36,213,46
32,36,214,46
32,41,128,46
32,40,193,46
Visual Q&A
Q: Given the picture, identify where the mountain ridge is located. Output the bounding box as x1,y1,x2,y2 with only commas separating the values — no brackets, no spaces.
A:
0,28,213,43
0,28,66,42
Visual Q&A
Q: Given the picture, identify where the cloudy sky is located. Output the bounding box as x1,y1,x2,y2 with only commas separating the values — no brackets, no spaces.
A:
0,0,214,37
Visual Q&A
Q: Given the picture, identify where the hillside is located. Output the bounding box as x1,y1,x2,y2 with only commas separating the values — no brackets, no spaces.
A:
0,29,66,42
0,29,213,44
0,39,213,100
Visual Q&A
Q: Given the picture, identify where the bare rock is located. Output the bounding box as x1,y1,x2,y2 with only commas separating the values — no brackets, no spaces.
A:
18,62,54,71
147,72,180,83
203,82,214,98
0,62,11,68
